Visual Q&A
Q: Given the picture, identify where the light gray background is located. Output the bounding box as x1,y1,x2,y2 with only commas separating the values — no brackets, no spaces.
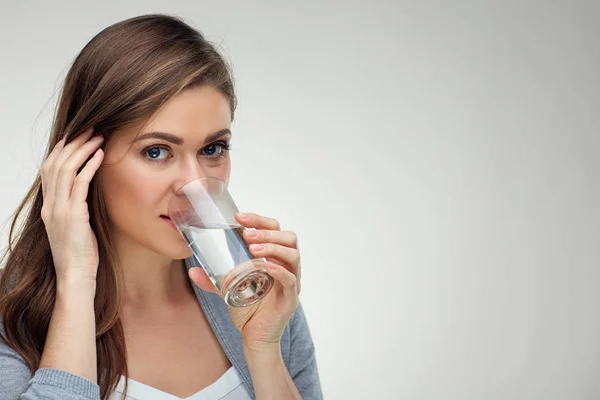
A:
1,1,599,399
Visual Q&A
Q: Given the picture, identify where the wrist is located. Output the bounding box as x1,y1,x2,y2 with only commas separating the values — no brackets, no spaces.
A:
242,338,281,355
243,341,282,368
56,274,97,298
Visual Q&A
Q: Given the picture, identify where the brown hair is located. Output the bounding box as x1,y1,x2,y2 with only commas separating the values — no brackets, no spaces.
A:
0,14,236,399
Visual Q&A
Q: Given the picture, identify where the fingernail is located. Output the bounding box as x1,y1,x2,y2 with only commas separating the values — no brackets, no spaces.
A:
237,213,248,219
91,135,103,141
250,244,264,251
245,230,257,237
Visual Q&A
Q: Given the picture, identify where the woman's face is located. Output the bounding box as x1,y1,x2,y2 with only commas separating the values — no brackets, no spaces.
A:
98,85,232,259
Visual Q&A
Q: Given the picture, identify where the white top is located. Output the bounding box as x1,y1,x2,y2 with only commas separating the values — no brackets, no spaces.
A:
110,366,251,400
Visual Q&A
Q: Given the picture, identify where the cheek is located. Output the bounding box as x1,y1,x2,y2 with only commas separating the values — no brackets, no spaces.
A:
105,171,163,209
223,162,231,184
100,164,192,258
101,162,170,232
211,159,231,186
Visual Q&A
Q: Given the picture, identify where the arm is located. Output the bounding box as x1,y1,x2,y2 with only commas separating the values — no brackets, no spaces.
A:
39,277,98,382
0,277,101,399
244,344,302,400
243,303,323,400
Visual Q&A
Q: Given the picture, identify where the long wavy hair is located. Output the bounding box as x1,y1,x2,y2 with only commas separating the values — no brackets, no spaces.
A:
0,14,236,399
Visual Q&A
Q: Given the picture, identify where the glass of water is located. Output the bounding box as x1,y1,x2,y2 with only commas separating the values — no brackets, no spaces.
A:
168,177,274,307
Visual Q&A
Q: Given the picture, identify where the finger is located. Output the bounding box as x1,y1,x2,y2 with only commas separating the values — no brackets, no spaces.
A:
50,129,94,180
235,213,280,231
242,229,298,248
44,136,67,170
41,137,66,203
56,135,104,204
249,243,300,276
70,149,105,203
57,128,95,161
188,267,219,294
47,129,94,207
265,258,302,294
265,262,300,297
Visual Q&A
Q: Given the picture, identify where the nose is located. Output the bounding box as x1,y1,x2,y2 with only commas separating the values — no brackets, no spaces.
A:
172,158,208,193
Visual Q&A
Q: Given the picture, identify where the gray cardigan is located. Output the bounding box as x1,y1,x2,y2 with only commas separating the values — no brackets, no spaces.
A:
0,256,323,399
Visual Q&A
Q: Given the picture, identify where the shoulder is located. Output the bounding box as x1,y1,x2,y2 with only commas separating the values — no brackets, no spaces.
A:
0,314,33,397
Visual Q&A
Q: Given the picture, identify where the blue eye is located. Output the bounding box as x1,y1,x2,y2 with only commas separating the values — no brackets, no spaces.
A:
141,142,231,164
203,144,221,156
202,142,231,159
143,146,170,162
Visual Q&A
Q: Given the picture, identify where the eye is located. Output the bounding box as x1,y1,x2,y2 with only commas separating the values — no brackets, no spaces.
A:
141,142,231,164
142,146,171,162
201,142,231,158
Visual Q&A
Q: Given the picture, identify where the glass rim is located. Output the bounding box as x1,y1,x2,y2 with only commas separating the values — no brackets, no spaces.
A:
175,176,226,195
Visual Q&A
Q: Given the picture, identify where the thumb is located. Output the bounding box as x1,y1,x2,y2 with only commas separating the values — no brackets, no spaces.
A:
188,267,219,294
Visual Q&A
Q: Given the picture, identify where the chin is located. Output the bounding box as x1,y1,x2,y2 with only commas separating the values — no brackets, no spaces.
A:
176,248,193,260
145,232,193,260
159,240,193,260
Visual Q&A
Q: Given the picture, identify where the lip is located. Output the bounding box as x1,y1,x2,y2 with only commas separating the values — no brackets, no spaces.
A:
170,210,196,221
160,215,178,232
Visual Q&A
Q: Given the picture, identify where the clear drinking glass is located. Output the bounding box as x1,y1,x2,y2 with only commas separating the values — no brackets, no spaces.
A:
168,177,274,307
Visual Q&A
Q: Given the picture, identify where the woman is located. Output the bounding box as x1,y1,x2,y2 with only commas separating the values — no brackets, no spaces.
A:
0,14,322,400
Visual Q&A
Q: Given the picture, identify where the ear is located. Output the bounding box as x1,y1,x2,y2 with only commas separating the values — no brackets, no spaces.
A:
188,267,219,294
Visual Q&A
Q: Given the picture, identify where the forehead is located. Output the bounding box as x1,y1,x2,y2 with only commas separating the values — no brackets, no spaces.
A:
116,85,232,144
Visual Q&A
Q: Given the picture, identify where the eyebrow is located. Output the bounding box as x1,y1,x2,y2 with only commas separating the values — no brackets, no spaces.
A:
133,129,232,145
